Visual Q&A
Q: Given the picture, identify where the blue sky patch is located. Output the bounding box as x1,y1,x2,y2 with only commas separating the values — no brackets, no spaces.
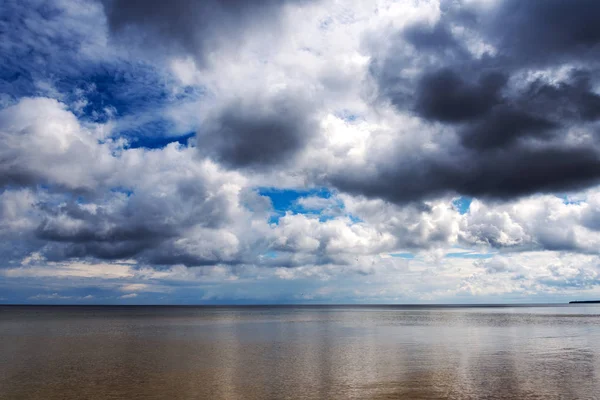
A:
110,187,134,197
335,110,362,122
259,187,332,211
557,195,584,205
445,251,495,259
259,187,347,224
389,253,415,259
452,196,472,214
125,131,195,150
262,251,278,259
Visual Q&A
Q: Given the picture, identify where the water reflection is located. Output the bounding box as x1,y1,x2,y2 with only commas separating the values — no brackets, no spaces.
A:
1,306,599,399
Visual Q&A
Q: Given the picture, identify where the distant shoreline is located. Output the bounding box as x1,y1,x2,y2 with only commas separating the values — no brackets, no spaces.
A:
569,300,600,304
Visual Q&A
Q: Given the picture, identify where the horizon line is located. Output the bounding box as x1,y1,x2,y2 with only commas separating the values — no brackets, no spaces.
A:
2,302,592,307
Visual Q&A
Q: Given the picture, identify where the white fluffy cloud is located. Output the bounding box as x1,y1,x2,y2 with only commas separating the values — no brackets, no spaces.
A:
0,98,115,190
462,193,600,252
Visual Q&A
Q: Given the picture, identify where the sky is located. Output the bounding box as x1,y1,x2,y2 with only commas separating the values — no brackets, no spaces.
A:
1,0,600,304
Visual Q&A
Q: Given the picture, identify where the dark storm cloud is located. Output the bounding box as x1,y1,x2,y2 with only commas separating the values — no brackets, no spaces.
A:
101,0,307,65
197,96,317,169
146,249,243,268
35,200,174,260
357,0,600,203
489,0,600,64
331,146,600,204
33,177,239,263
520,71,600,122
415,68,507,123
459,106,557,150
0,169,39,189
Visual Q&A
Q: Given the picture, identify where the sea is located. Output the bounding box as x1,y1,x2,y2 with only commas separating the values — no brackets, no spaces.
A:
1,305,599,399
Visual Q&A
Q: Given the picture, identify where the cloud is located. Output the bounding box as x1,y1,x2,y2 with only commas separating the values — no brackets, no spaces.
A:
30,151,264,265
414,68,507,123
197,93,318,169
119,283,162,293
356,0,600,203
460,193,600,253
0,97,266,266
3,0,600,304
0,0,109,101
487,0,600,63
28,293,72,300
330,145,600,203
101,0,309,66
0,97,115,190
4,260,135,279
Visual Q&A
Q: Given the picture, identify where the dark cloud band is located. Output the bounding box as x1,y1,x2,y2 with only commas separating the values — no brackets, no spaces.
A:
360,0,600,203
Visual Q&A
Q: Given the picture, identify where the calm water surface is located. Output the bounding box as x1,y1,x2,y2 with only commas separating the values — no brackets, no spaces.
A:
1,305,599,399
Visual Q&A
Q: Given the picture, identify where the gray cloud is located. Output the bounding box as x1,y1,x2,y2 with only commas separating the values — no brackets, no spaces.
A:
459,106,557,150
33,171,252,264
101,0,308,66
36,200,171,260
197,95,318,169
331,145,600,204
351,0,600,203
414,68,507,123
488,0,600,64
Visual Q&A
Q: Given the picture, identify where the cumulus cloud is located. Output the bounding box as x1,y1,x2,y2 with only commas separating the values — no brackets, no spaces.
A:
3,0,600,303
340,194,462,249
0,97,268,266
341,0,600,203
460,193,600,253
0,97,114,190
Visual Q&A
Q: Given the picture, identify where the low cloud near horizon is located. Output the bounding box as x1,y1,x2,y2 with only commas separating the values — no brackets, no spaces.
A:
2,0,600,304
